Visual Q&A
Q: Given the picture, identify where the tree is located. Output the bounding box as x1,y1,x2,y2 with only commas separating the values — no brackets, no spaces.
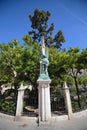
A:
48,47,68,86
29,9,65,49
22,34,40,88
77,48,87,89
78,48,87,70
0,36,40,90
78,74,87,87
0,39,25,100
0,40,19,85
67,47,84,108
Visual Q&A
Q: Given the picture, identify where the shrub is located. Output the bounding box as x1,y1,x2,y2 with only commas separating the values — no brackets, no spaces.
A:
1,100,16,115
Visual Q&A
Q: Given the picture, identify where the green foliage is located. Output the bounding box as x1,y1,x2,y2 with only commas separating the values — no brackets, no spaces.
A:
67,47,85,108
29,9,65,49
64,75,75,85
22,34,33,45
54,30,65,49
70,86,77,97
81,93,87,105
0,40,24,86
67,47,80,69
49,47,68,85
78,74,87,85
72,101,79,111
0,100,16,114
51,87,63,95
21,36,40,86
0,36,40,87
79,48,87,69
71,92,87,111
29,9,53,40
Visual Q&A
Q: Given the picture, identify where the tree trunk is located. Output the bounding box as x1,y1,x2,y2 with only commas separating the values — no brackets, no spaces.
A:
74,77,81,108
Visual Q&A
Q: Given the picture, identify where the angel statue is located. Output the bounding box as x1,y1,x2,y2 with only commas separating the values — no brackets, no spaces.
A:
39,37,50,80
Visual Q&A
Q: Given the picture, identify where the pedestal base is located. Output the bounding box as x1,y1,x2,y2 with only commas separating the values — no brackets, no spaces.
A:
37,79,51,121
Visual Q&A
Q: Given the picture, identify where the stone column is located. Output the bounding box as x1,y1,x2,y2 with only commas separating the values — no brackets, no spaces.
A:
16,83,25,117
37,79,51,121
63,82,73,120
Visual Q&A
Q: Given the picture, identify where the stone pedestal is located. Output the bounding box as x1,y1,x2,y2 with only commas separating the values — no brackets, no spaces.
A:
37,79,51,121
16,83,24,117
63,82,73,120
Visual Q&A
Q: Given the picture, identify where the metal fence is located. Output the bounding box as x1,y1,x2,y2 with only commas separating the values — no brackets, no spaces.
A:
23,90,38,117
51,94,66,115
23,88,66,117
1,87,87,117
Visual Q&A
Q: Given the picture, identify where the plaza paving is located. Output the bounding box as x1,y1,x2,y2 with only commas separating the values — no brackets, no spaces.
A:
0,113,87,130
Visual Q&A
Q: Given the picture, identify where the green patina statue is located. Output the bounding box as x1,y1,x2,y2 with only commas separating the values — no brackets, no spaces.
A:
38,37,50,80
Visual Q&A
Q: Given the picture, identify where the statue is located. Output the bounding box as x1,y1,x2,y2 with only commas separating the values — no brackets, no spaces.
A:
38,37,50,80
37,37,51,122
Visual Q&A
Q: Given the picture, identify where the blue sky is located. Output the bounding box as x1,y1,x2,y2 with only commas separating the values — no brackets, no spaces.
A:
0,0,87,49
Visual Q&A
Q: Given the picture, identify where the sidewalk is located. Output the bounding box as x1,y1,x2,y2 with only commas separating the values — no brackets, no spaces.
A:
0,110,87,130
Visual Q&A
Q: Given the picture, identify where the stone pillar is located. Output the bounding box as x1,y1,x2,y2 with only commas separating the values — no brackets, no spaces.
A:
16,83,24,117
63,82,73,120
37,79,51,121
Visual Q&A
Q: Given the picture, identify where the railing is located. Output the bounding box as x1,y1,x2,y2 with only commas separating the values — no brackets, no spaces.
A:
0,87,87,117
23,94,38,117
51,94,66,115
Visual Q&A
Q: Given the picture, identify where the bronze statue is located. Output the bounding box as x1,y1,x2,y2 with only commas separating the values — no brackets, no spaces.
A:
38,37,50,80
